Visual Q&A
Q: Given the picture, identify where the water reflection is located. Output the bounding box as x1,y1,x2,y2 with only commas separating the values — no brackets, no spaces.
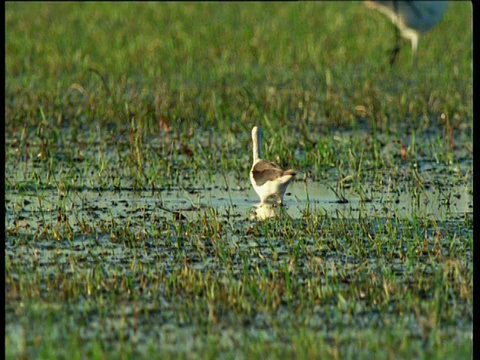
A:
252,202,292,220
4,171,473,229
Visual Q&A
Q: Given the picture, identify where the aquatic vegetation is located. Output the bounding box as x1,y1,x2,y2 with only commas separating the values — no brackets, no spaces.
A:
5,2,472,359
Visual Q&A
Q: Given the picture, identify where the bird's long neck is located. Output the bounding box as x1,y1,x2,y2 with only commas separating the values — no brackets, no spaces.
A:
252,129,262,163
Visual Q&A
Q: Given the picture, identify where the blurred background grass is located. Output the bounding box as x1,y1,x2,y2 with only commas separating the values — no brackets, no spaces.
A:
5,2,472,129
5,2,472,184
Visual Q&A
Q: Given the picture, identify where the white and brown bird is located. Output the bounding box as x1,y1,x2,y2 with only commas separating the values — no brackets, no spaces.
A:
250,126,297,205
366,1,448,64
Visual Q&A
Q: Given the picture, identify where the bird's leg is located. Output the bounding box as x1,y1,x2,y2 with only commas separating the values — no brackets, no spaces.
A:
389,26,401,66
389,0,401,66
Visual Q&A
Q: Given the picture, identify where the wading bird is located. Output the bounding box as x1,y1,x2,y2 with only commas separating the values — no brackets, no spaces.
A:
250,126,297,204
366,1,448,64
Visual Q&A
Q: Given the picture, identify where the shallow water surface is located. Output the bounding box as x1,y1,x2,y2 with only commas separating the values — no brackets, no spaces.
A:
6,166,472,233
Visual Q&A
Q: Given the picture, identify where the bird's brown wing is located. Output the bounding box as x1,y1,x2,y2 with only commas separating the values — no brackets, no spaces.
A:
252,160,296,186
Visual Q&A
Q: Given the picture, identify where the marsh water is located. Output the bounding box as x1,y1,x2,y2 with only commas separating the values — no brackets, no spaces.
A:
5,170,472,231
6,152,472,227
5,131,473,357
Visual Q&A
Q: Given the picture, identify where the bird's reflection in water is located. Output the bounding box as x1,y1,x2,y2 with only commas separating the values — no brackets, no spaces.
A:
252,202,290,220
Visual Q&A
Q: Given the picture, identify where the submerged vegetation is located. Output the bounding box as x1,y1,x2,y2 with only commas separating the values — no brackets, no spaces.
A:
5,2,472,359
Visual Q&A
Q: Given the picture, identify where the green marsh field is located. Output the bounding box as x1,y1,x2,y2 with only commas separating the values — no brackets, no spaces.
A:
5,2,472,359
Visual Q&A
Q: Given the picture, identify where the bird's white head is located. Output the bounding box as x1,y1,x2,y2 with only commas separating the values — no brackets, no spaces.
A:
252,126,262,139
